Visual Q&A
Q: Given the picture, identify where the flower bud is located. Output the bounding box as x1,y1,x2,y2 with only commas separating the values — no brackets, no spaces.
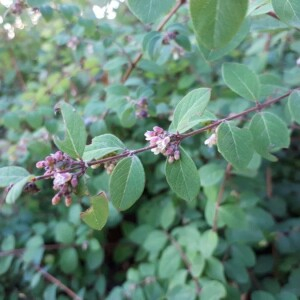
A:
168,156,175,163
52,194,61,205
71,176,78,188
65,195,72,207
153,126,164,134
36,161,45,168
174,150,180,161
54,151,63,161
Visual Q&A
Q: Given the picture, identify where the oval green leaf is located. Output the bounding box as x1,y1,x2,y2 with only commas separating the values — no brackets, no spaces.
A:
127,0,175,24
0,167,30,188
54,102,87,159
217,122,254,170
81,192,109,230
6,176,32,204
109,156,145,210
198,19,250,61
170,88,211,133
190,0,248,49
249,112,290,161
83,134,125,161
272,0,300,28
165,147,200,201
222,62,261,101
288,90,300,124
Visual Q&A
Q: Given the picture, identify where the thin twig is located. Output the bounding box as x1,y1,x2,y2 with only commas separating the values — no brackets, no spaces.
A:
212,164,232,232
30,263,82,300
121,0,185,83
165,231,202,295
180,90,294,140
266,166,273,199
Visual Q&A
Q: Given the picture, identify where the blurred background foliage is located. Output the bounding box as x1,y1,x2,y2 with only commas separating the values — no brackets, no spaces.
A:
0,0,300,299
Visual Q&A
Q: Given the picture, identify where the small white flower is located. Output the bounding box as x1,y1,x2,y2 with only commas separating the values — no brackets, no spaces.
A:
297,57,300,66
53,173,72,186
204,133,217,148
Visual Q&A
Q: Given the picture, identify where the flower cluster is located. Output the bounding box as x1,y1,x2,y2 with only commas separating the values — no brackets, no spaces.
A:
36,151,83,206
145,126,180,163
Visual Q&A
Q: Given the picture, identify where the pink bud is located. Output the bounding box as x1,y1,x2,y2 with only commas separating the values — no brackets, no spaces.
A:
71,176,78,188
52,194,61,205
54,151,63,161
36,161,45,169
174,150,180,160
153,126,164,134
168,156,175,164
65,195,72,207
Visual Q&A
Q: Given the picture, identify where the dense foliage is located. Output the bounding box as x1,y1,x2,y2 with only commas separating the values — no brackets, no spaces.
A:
1,0,300,299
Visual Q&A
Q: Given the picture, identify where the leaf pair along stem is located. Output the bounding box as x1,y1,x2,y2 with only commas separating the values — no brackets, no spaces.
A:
32,89,298,183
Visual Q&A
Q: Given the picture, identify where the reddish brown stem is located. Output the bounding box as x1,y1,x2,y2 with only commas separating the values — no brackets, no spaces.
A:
180,90,294,140
31,89,298,183
31,263,82,300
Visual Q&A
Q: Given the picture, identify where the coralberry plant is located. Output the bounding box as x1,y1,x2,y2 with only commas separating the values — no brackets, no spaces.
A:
1,0,300,299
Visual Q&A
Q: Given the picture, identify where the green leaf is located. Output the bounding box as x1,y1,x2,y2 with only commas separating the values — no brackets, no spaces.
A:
109,156,145,210
219,204,247,229
249,112,290,161
205,257,226,283
55,222,75,244
251,290,276,300
127,0,175,24
80,192,109,230
158,245,181,279
83,134,125,161
27,0,49,6
288,90,300,124
6,176,32,204
59,248,78,274
59,4,80,21
199,230,218,258
217,122,254,170
199,19,250,61
53,102,87,159
167,285,196,300
0,167,30,187
272,0,300,28
170,88,211,133
0,235,15,275
190,0,248,49
165,147,200,201
190,253,205,277
143,230,168,253
231,244,256,267
103,57,128,71
222,63,260,101
199,163,225,187
225,259,249,284
200,280,227,300
40,5,54,21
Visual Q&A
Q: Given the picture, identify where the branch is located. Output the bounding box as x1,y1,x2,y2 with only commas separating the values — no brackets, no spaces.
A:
31,89,297,183
165,231,202,295
180,90,294,140
30,263,82,300
121,0,185,83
